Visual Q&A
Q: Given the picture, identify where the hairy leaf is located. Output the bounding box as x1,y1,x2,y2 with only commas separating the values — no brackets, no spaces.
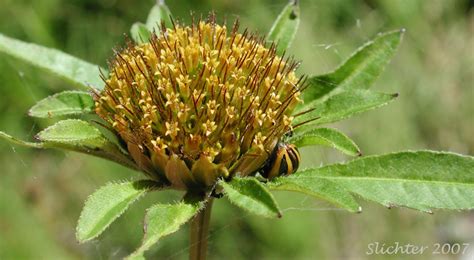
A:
268,177,361,213
267,0,300,55
0,33,104,89
146,0,173,32
35,119,138,169
131,22,151,44
302,29,404,104
293,90,398,134
288,127,361,156
296,151,474,212
220,177,282,218
76,180,159,243
36,119,109,148
28,91,94,118
127,195,204,259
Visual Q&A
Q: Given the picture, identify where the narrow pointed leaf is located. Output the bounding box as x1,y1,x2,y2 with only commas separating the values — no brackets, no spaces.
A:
127,196,204,259
267,0,300,55
28,91,94,118
268,177,361,213
0,33,104,89
77,180,159,243
146,0,173,32
296,151,474,212
220,177,282,218
131,22,151,44
293,90,397,134
2,128,138,171
288,128,361,156
0,131,44,148
302,29,404,104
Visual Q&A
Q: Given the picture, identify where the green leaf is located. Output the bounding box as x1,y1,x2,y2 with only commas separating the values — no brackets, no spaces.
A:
0,33,104,90
36,119,109,148
131,22,151,44
288,128,361,156
127,196,203,259
293,90,397,134
76,180,159,243
220,177,282,218
146,0,173,32
28,91,94,118
267,0,300,55
0,121,137,170
268,177,361,213
302,29,404,104
34,119,139,170
296,151,474,212
0,131,44,148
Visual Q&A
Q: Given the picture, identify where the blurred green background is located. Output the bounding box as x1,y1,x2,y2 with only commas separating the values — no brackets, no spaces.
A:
0,0,473,259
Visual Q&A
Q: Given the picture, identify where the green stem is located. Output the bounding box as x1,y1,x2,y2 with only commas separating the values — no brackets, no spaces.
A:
189,198,213,260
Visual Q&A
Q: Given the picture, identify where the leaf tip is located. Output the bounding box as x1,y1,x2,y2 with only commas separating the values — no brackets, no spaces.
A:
26,108,34,117
290,0,299,10
33,133,41,141
393,28,406,44
357,206,363,213
392,93,400,98
75,226,90,244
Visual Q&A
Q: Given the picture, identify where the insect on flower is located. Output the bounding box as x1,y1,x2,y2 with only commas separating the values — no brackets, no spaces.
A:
261,141,301,179
93,14,306,192
3,2,465,260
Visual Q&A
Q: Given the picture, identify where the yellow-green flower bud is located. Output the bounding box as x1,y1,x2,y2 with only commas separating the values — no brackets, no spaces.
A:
95,18,302,191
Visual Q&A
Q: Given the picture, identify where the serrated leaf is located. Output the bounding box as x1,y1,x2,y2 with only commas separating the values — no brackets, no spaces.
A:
77,180,159,243
0,33,104,89
131,22,151,44
220,177,282,218
288,128,361,156
28,91,94,118
127,196,204,259
301,29,404,105
146,0,173,32
267,0,300,55
296,151,474,212
293,90,397,134
268,177,361,213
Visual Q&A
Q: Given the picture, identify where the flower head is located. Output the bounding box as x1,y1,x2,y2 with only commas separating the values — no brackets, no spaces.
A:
95,17,303,190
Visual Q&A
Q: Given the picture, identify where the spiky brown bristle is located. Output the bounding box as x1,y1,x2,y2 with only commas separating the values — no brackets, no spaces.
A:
95,17,302,189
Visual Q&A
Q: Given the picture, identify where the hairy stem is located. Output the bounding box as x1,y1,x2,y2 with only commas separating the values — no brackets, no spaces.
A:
189,198,214,260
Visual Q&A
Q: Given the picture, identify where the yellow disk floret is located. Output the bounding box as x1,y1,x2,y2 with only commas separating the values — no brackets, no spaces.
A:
95,18,302,190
